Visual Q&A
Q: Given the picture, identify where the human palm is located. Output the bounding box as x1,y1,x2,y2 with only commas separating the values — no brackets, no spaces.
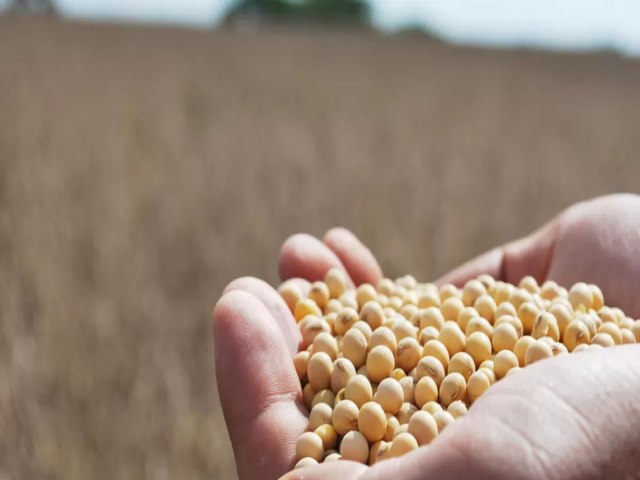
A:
213,194,640,480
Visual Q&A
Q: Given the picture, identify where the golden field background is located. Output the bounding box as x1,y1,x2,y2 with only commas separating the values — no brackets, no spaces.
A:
0,17,639,479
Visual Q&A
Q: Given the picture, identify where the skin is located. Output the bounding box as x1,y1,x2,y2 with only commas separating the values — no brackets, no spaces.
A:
213,194,640,480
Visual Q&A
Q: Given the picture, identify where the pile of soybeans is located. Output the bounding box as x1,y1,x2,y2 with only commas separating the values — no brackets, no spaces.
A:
277,269,640,470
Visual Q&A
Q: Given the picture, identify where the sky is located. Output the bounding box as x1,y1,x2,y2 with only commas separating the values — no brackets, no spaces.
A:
369,0,640,55
2,0,639,56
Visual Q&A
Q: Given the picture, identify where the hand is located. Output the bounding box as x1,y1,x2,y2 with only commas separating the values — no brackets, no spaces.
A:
213,193,640,480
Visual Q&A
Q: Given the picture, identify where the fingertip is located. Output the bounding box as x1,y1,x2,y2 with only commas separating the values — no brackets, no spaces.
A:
212,289,251,338
323,227,383,286
279,233,348,283
223,276,301,355
213,290,279,366
223,276,257,296
323,226,352,239
282,277,311,297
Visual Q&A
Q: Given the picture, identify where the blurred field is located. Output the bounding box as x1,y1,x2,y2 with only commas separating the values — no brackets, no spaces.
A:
0,17,639,480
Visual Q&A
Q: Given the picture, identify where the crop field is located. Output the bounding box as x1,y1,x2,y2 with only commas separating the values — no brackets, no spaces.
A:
0,17,639,479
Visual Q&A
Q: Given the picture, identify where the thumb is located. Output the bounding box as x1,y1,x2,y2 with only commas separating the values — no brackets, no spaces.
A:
365,344,640,480
436,219,558,287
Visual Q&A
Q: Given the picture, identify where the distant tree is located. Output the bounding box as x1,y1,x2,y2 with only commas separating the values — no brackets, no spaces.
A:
395,25,441,43
225,0,369,26
8,0,57,15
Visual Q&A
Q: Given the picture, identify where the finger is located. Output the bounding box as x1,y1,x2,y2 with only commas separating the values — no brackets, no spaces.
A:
213,290,307,480
323,228,383,286
459,345,640,478
501,220,557,285
279,461,369,480
285,278,311,298
436,220,557,287
279,233,354,286
367,345,640,480
224,276,301,356
435,246,503,287
546,195,640,317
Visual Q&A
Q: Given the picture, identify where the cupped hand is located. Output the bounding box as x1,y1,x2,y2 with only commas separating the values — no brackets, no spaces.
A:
213,194,640,480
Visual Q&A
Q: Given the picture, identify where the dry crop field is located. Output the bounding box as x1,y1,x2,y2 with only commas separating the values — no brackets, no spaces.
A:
0,17,639,480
